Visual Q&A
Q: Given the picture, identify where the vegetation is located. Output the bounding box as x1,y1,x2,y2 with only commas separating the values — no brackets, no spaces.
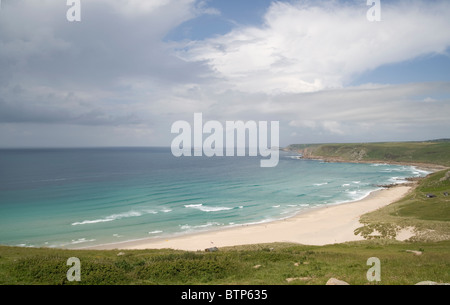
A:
0,240,449,285
285,140,450,167
356,169,450,242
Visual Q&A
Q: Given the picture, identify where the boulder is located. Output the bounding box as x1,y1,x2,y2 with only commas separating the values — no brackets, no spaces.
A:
286,277,312,283
415,281,438,285
205,247,219,252
406,250,423,256
439,171,450,182
415,281,450,285
326,278,350,285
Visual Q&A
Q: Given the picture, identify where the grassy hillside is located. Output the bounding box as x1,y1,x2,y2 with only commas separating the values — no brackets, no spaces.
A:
356,169,450,242
1,240,449,285
286,141,450,167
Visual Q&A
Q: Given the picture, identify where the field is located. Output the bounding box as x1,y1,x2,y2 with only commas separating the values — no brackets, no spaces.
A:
0,240,449,285
286,140,450,167
356,169,450,242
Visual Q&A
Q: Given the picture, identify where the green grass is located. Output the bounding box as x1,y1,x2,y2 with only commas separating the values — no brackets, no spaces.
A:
286,141,450,167
1,240,449,285
356,170,450,241
396,171,450,221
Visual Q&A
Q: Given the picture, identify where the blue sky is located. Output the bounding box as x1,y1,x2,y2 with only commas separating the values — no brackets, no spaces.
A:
166,0,277,40
353,51,450,85
0,0,449,147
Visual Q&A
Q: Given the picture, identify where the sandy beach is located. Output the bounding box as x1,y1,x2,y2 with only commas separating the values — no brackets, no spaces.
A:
91,185,413,251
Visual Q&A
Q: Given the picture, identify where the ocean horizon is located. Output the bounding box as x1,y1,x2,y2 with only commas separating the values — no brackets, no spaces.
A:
0,147,430,249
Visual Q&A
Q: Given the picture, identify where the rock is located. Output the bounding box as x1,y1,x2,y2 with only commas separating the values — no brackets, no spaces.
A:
253,265,262,269
415,281,438,285
439,171,450,182
406,250,423,256
117,252,126,256
444,192,449,196
326,278,350,285
415,281,450,285
205,247,219,252
286,277,312,283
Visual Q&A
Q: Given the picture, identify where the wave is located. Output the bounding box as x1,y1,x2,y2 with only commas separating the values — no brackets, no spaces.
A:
71,209,157,226
313,182,328,186
180,222,222,231
33,178,68,183
343,188,375,202
70,238,96,244
388,176,408,184
410,166,431,176
148,230,163,234
370,163,388,167
184,203,233,212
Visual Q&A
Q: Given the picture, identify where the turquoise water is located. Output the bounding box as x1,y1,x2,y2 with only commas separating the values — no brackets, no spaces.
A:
0,148,429,248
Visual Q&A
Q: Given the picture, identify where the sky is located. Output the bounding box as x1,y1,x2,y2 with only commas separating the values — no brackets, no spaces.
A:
0,0,449,148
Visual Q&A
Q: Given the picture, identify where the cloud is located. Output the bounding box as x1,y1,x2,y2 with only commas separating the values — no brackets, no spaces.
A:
0,0,449,147
280,81,450,142
180,0,450,94
0,0,210,127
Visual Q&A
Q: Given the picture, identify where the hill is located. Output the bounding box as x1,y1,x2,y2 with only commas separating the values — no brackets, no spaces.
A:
285,141,450,167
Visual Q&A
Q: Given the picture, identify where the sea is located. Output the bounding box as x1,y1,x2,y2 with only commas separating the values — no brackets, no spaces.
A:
0,147,430,249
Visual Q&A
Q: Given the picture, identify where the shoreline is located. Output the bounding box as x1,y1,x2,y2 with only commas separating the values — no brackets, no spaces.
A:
88,184,414,251
286,154,448,173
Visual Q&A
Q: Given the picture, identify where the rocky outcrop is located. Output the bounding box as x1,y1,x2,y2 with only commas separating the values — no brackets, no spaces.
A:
439,171,450,182
205,247,218,252
326,278,350,285
415,281,450,285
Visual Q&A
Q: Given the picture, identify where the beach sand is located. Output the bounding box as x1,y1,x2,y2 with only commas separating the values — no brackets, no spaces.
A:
91,185,413,251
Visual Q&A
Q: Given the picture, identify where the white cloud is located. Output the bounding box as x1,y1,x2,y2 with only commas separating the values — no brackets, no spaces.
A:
181,0,450,94
1,0,450,147
97,0,192,17
423,97,437,103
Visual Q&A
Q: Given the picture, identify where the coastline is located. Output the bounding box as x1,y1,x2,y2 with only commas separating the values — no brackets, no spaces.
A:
89,184,414,251
288,155,448,173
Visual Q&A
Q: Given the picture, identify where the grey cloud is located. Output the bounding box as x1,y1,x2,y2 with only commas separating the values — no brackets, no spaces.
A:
0,96,142,126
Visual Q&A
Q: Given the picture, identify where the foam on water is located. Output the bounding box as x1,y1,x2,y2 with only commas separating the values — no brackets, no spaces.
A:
71,210,158,226
0,148,430,249
184,204,233,212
